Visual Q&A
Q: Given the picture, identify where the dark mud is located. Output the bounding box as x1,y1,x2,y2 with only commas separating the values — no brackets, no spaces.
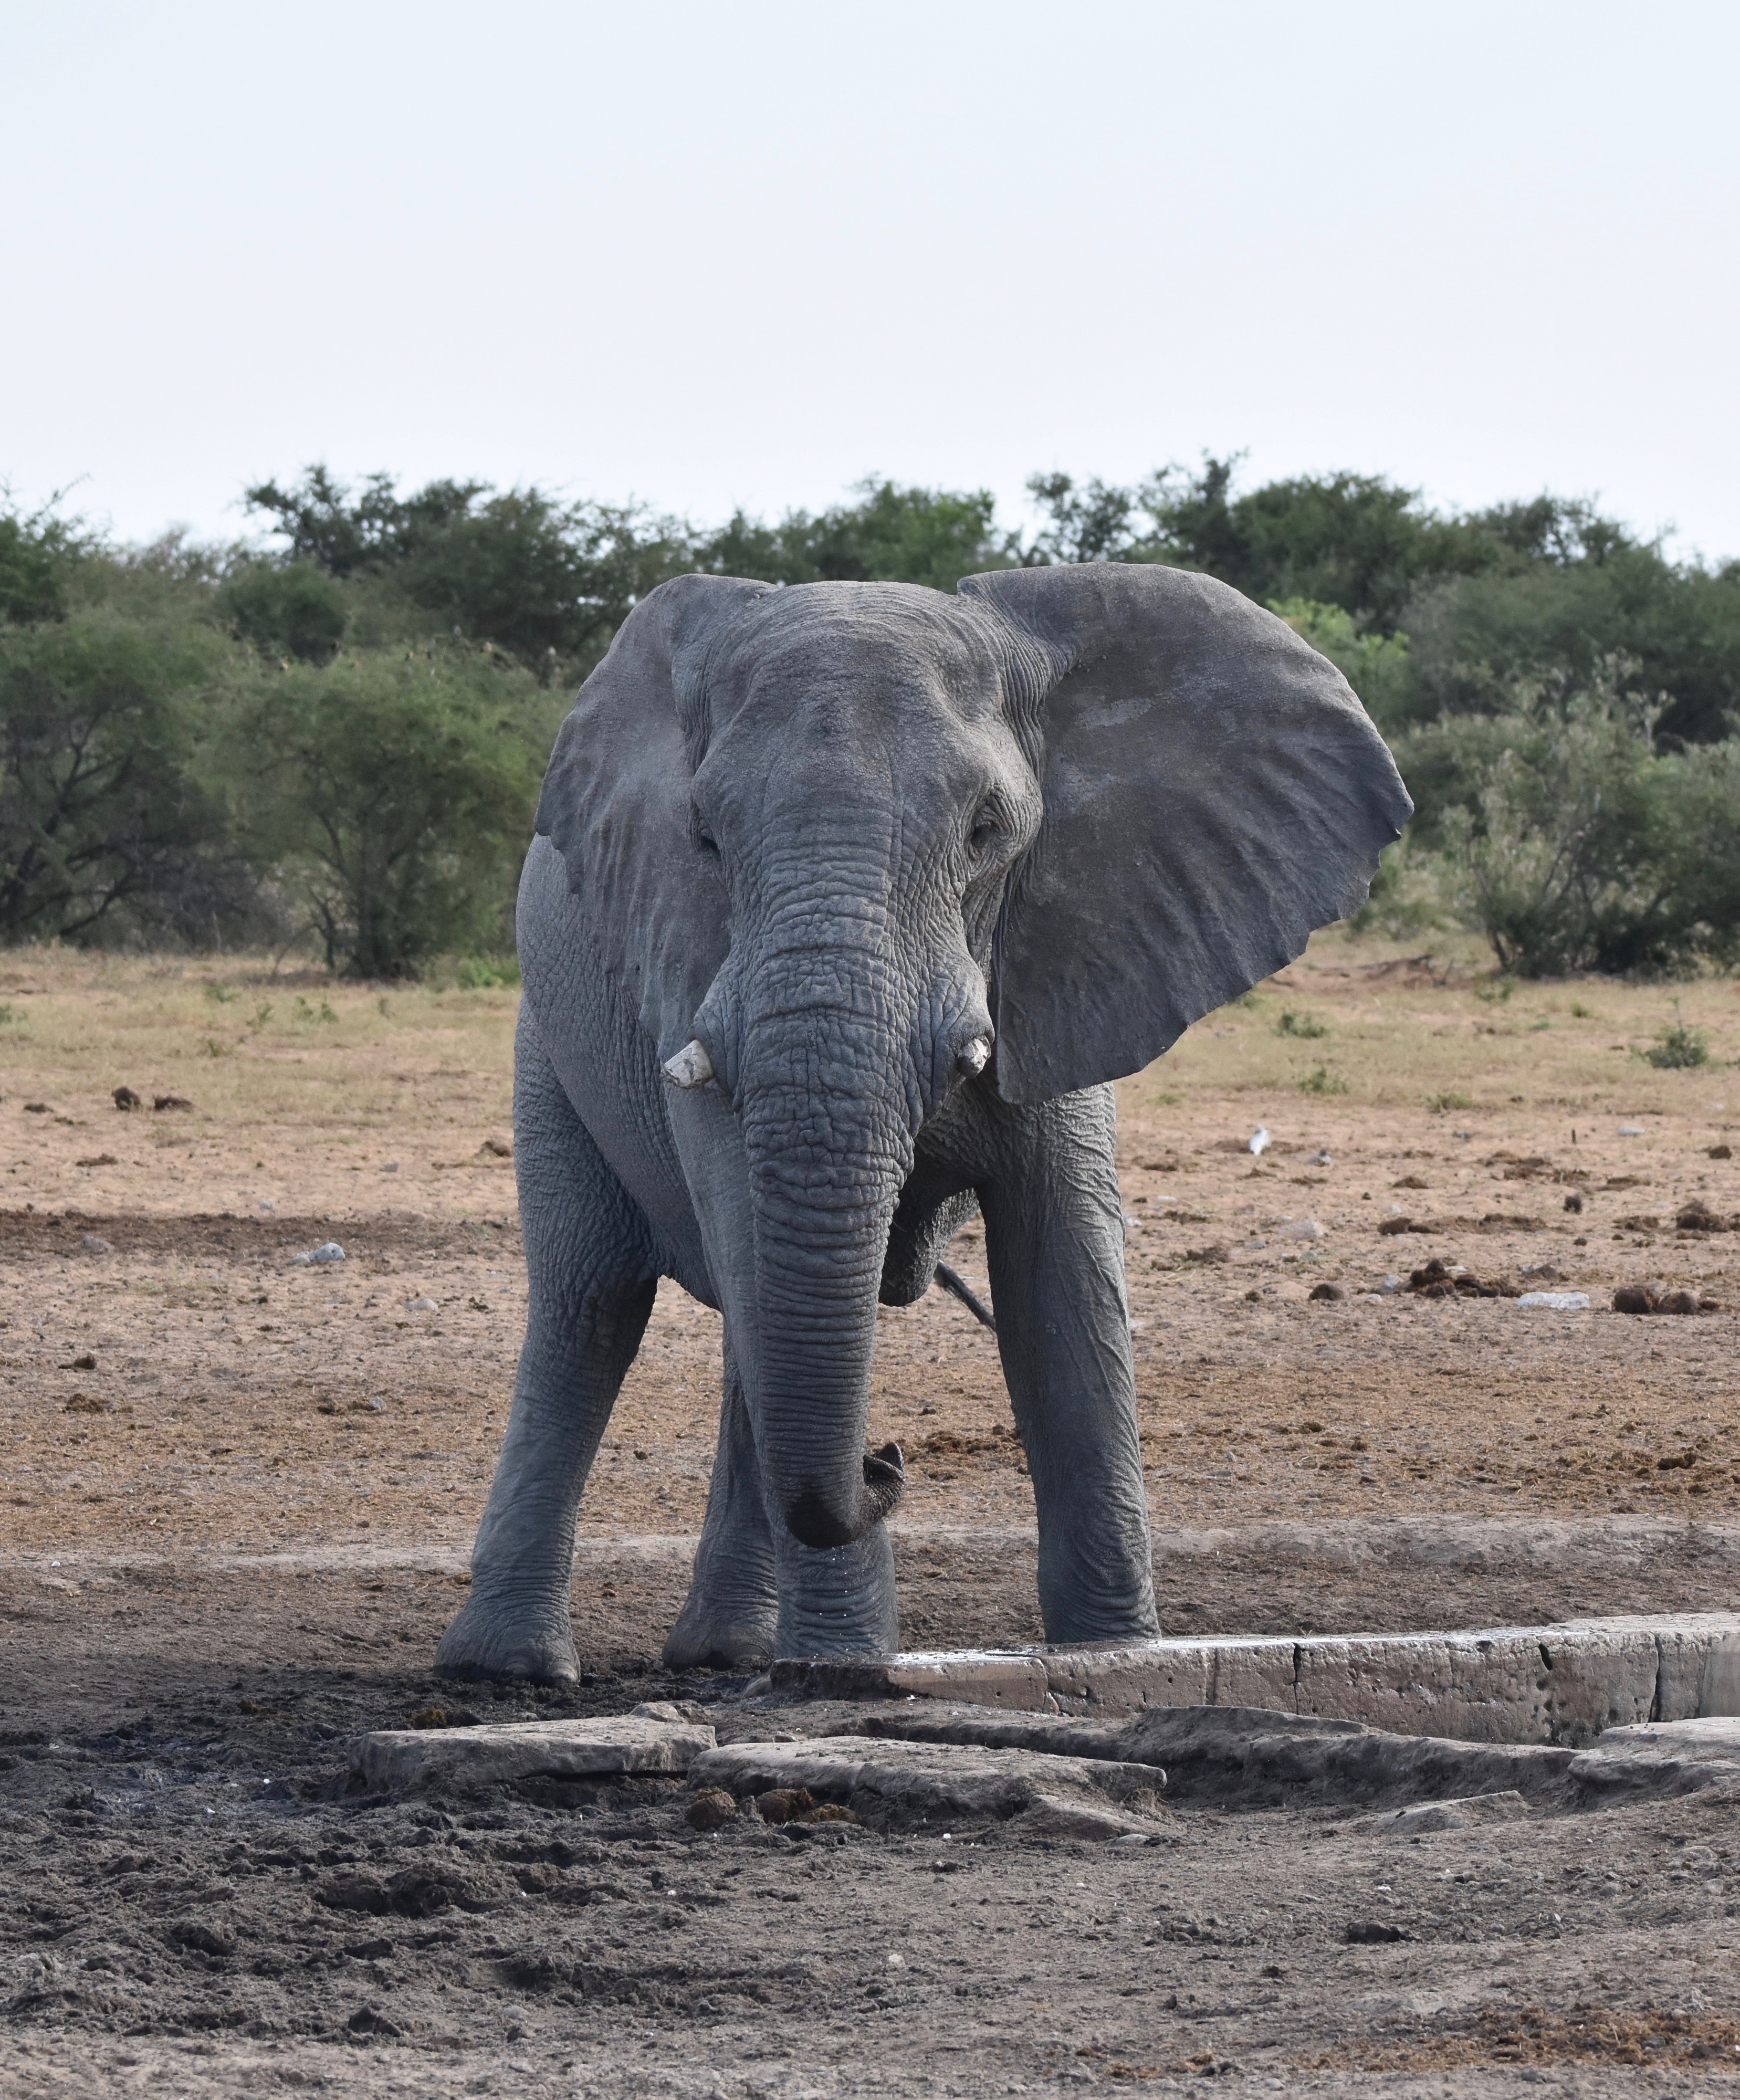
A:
6,1538,1740,2096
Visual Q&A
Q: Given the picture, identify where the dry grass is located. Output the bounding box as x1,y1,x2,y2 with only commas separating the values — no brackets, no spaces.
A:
1,931,1736,1571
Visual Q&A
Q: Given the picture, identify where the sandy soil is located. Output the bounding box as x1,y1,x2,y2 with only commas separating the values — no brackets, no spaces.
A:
3,940,1740,2093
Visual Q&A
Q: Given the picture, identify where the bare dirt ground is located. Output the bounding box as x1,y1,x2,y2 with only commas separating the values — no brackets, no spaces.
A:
3,939,1739,2095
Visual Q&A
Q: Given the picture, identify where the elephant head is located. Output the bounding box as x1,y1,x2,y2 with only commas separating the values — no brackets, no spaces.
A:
535,565,1410,1550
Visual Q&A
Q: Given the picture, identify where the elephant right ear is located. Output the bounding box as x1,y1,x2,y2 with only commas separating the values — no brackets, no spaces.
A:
534,574,771,1058
959,563,1412,1105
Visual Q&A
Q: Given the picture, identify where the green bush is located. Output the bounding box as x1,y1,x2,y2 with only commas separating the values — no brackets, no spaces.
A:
1275,1008,1329,1039
1643,1011,1710,1069
231,645,554,978
451,955,521,989
1297,1065,1349,1095
1399,661,1740,976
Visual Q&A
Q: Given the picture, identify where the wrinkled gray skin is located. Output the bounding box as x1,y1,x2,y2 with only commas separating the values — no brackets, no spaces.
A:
436,565,1411,1679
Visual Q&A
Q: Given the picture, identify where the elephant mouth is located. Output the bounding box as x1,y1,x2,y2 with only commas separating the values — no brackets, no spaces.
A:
783,1442,906,1551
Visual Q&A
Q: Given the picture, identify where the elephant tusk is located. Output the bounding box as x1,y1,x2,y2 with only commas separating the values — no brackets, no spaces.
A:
957,1035,992,1078
662,1039,715,1088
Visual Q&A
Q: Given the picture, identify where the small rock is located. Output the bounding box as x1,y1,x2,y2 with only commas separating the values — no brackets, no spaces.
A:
78,1233,111,1254
685,1788,739,1832
292,1242,345,1265
1345,1920,1411,1945
1618,1123,1644,1136
1564,1192,1584,1213
1277,1217,1323,1241
1185,1244,1230,1264
756,1786,816,1825
406,1295,437,1311
153,1095,193,1112
1519,1263,1564,1283
480,1137,513,1158
112,1087,142,1111
1711,1143,1733,1160
1378,1273,1404,1294
381,1160,400,1173
1308,1149,1333,1166
1308,1282,1345,1302
63,1393,110,1415
167,1917,235,1957
257,1199,276,1212
1516,1290,1590,1310
23,1101,47,1114
1248,1126,1272,1156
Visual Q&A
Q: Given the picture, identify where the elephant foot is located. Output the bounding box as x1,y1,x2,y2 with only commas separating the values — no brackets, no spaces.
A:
434,1594,579,1686
661,1597,777,1674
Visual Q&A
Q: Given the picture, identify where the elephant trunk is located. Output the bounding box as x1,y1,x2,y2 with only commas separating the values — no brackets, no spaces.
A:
735,992,916,1551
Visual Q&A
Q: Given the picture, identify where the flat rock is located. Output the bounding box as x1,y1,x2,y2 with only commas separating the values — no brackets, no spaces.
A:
803,1701,1740,1816
689,1733,1168,1839
351,1714,715,1793
1343,1789,1533,1837
1591,1716,1740,1763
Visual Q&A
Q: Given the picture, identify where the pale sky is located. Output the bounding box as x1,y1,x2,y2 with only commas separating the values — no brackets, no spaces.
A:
6,1,1738,561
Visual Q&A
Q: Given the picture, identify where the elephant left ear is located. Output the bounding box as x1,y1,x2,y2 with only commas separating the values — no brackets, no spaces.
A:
957,563,1412,1106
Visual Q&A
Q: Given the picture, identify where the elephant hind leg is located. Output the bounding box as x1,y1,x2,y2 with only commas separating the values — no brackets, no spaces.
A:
436,1013,657,1685
663,1340,778,1671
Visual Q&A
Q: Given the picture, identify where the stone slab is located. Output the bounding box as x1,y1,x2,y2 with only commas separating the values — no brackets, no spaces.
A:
1344,1789,1534,1838
352,1714,715,1793
689,1734,1168,1839
767,1614,1740,1747
820,1702,1740,1816
765,1652,1051,1710
1589,1716,1740,1763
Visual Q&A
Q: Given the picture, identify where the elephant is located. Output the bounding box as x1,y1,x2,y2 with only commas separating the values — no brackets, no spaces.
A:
434,562,1411,1682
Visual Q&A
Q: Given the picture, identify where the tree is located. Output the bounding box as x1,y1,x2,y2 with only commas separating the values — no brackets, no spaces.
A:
696,479,1018,592
232,645,554,977
0,494,83,626
0,604,253,944
243,467,691,674
218,560,349,664
1397,543,1740,744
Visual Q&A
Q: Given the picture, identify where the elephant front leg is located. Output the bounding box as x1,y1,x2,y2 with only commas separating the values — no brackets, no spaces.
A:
664,1342,779,1670
664,1339,901,1666
980,1085,1159,1645
435,1275,653,1684
436,1024,657,1685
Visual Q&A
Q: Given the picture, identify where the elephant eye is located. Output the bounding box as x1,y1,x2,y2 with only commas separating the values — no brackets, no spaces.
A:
695,822,720,855
969,806,1001,853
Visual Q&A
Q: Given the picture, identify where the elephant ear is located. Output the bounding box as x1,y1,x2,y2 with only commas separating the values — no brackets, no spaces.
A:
534,573,771,1058
957,564,1412,1106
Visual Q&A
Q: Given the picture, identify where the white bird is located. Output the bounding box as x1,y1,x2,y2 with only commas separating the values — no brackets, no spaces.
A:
1248,1125,1272,1156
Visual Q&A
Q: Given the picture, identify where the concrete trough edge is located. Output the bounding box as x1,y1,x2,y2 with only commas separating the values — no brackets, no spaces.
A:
766,1614,1740,1746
